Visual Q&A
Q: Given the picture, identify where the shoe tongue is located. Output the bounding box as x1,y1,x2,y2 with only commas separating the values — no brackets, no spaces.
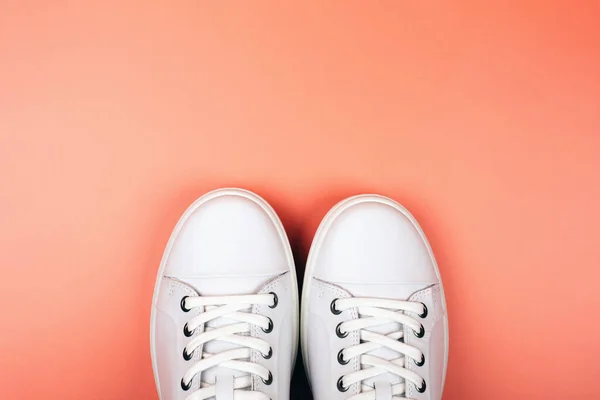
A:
201,315,251,386
180,275,276,387
361,321,404,389
374,381,392,400
215,373,235,400
336,282,429,391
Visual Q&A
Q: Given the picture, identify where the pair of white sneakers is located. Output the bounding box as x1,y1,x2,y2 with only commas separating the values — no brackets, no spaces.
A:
150,188,448,400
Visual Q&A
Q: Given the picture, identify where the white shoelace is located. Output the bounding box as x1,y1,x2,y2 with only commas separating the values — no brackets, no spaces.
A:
333,297,428,400
180,293,277,400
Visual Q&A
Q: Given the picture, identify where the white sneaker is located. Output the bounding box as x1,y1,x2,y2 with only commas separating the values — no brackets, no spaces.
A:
150,188,299,400
301,195,449,400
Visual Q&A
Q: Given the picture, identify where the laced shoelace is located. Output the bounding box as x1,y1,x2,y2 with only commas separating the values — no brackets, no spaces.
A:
179,293,278,400
332,297,428,400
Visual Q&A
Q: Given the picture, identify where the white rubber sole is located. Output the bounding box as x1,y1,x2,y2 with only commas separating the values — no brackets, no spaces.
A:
149,188,299,398
300,194,449,391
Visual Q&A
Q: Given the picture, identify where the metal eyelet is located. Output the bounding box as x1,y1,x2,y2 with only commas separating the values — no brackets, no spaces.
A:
337,349,349,365
337,376,348,392
269,292,278,309
262,318,273,333
181,378,191,391
262,347,273,359
330,299,342,315
262,371,273,385
182,347,193,361
415,354,425,367
418,303,428,318
335,323,348,338
180,296,191,312
414,324,425,338
417,380,427,393
183,323,194,337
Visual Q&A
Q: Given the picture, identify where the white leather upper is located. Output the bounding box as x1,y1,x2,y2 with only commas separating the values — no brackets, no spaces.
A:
155,278,206,397
301,195,448,400
151,188,298,400
403,286,446,400
251,273,296,400
312,200,438,295
306,279,361,399
164,192,290,295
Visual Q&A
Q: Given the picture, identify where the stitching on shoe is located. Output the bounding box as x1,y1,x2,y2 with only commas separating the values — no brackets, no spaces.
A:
312,278,361,394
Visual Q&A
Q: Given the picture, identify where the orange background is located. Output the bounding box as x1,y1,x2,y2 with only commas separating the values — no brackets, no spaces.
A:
1,1,599,399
